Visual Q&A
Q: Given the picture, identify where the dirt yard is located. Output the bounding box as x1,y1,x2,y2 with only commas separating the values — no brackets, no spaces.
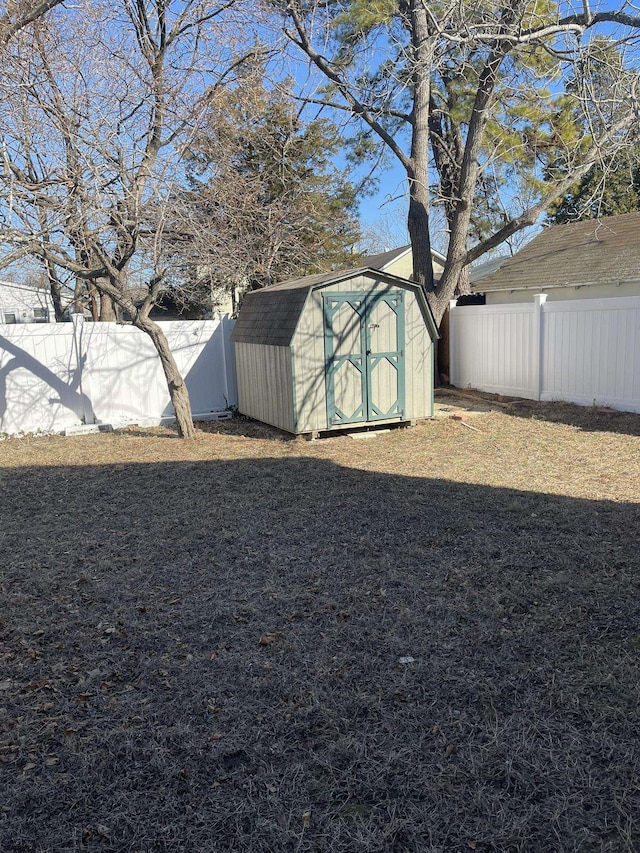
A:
1,398,639,852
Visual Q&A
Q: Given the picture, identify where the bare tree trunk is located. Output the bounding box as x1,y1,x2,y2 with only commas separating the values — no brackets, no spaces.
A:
99,290,116,322
407,0,435,292
135,316,196,438
426,286,454,327
88,282,99,321
407,182,435,291
73,278,84,316
456,266,471,297
44,260,64,321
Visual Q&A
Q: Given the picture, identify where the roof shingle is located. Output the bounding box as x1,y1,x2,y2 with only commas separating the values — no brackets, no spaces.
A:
231,267,438,347
473,213,640,293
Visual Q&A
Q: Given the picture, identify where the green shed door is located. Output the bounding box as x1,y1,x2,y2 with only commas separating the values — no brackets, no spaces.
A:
323,290,405,428
365,290,405,421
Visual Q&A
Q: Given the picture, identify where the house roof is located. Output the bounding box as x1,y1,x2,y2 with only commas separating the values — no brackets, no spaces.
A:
358,244,448,270
0,279,49,294
472,212,640,293
358,245,412,270
469,255,510,284
231,266,438,347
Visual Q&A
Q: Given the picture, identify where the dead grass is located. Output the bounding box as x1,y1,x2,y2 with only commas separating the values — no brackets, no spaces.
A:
0,401,639,852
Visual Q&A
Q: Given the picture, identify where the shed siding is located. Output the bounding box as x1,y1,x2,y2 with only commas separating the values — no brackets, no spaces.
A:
293,276,433,431
405,288,434,418
292,289,327,433
234,342,295,433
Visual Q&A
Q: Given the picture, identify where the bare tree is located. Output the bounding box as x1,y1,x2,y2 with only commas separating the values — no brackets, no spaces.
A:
278,0,640,324
0,0,66,46
0,0,253,437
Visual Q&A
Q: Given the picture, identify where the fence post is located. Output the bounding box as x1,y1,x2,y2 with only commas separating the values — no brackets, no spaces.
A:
533,294,547,401
448,299,458,386
218,314,230,409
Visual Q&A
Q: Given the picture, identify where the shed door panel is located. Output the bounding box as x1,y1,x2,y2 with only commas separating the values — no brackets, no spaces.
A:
324,291,405,428
366,292,405,421
324,296,366,426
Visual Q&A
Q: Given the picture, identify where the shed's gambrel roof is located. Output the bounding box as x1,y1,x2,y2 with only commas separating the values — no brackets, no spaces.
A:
231,267,438,347
473,212,640,293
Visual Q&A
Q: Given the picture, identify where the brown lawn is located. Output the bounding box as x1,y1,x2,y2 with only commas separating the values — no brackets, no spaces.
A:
1,399,639,852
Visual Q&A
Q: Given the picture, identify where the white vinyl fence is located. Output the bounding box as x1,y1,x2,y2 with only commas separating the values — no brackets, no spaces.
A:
0,316,237,436
450,295,640,413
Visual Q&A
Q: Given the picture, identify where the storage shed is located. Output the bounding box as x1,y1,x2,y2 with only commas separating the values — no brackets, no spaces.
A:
231,267,438,436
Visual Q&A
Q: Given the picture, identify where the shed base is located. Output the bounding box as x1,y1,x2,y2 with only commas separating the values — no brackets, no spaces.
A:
302,418,418,440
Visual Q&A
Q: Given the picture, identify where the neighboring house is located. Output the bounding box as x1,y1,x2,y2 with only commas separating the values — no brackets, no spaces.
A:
0,280,54,325
470,213,640,303
358,245,447,280
468,255,510,296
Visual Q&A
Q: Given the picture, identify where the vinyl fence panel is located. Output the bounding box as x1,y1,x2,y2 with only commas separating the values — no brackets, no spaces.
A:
449,302,537,398
0,317,237,436
540,298,640,410
450,296,640,414
0,323,83,435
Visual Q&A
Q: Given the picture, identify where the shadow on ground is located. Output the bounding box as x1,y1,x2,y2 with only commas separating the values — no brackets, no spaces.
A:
467,394,640,437
1,457,639,852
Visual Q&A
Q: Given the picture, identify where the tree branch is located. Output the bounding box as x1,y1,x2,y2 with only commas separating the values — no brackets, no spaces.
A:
0,0,66,46
465,116,638,265
284,3,412,170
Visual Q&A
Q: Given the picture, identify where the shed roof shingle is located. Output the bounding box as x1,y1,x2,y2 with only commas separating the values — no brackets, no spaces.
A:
473,212,640,293
231,267,438,347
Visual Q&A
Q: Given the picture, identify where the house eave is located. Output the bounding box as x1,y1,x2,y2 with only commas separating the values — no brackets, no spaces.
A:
473,278,640,295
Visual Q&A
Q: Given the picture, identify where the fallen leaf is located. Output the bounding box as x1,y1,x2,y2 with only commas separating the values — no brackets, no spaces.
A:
259,632,281,646
445,743,455,757
302,810,311,829
30,702,54,712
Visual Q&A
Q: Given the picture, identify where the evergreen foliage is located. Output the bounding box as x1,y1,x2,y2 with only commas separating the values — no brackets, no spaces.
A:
172,74,364,308
548,158,640,223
